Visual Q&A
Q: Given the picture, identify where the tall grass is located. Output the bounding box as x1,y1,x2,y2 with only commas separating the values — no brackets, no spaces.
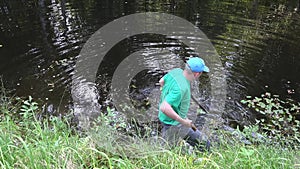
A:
0,85,298,168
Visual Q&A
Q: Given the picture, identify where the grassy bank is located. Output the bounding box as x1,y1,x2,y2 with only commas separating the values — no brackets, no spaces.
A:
0,92,298,168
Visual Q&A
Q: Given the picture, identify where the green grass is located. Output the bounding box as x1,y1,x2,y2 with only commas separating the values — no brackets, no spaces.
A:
0,90,298,168
207,143,295,168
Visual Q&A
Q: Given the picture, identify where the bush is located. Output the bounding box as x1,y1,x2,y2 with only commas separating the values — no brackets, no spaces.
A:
241,92,300,149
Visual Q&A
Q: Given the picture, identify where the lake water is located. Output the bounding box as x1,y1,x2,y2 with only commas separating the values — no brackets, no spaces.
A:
1,0,300,127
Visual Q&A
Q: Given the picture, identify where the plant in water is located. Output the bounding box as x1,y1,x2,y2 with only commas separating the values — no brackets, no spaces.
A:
101,107,127,130
241,92,300,148
20,96,38,120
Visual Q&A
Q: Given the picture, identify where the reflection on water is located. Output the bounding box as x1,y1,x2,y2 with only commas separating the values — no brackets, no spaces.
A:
0,0,300,127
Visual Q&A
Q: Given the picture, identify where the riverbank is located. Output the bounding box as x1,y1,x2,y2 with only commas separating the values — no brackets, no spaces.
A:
0,91,298,168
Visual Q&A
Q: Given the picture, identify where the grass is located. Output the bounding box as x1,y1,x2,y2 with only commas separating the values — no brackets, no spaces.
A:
0,88,298,168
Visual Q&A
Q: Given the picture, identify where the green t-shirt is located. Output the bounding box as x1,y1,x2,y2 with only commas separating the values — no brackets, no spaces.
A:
158,68,191,125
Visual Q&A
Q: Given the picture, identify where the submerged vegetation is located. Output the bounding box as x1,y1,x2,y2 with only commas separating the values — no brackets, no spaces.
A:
0,85,299,168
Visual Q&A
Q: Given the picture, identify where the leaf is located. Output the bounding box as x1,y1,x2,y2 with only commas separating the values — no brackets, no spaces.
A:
278,110,285,115
21,105,28,109
32,106,38,111
258,102,266,108
271,120,278,125
259,110,266,115
24,100,30,106
240,100,247,104
254,97,262,102
20,108,28,112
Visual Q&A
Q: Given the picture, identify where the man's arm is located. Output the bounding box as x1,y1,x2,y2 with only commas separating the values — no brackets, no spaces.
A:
159,101,192,127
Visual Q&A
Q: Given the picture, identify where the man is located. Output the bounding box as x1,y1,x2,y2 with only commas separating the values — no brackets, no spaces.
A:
158,57,210,151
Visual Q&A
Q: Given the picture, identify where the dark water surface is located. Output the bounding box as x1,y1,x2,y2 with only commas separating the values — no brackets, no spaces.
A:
1,0,300,126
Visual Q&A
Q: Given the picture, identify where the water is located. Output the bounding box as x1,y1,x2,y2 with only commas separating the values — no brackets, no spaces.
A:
1,0,300,127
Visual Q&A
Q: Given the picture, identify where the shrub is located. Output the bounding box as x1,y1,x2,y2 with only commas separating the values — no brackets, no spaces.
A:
241,92,300,149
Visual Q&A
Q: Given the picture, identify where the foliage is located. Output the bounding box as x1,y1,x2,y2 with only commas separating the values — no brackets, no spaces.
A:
0,85,298,168
241,92,300,149
19,96,39,127
101,107,127,130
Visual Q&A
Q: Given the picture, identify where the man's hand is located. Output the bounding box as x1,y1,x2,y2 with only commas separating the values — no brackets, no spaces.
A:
160,101,193,128
158,77,164,87
178,118,193,128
